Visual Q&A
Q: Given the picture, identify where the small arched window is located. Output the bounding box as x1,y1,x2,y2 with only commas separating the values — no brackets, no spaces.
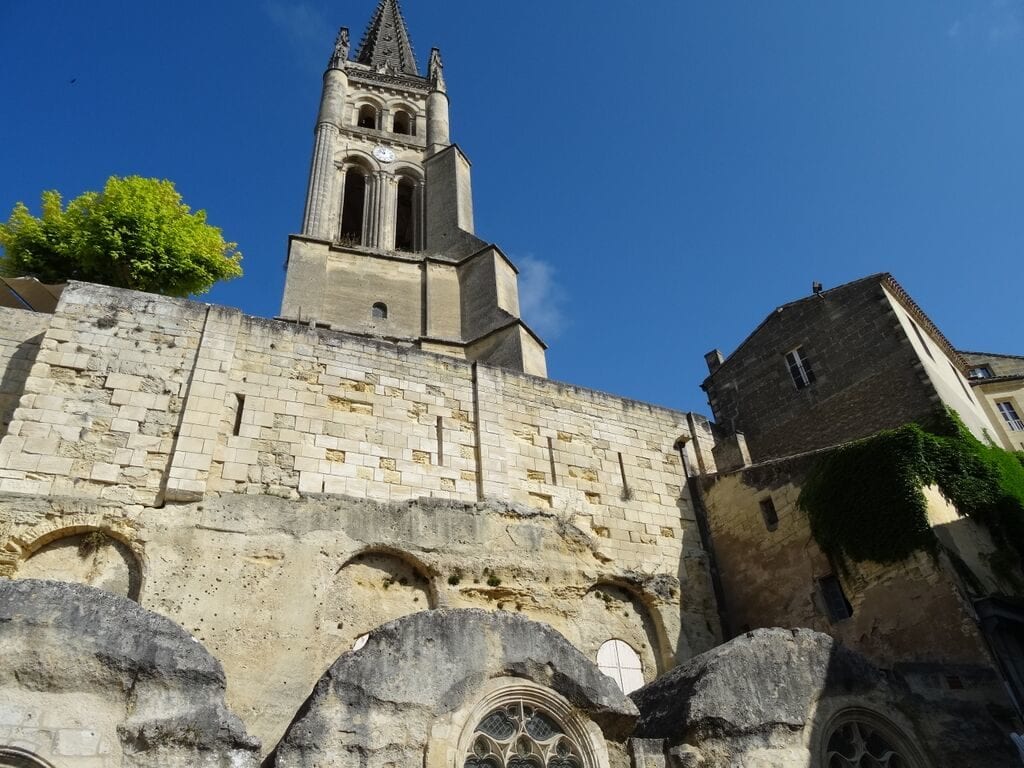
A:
393,110,414,135
357,104,378,129
372,302,388,320
597,638,644,694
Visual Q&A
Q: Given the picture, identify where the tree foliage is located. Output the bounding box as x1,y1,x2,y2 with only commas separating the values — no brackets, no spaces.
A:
0,176,242,297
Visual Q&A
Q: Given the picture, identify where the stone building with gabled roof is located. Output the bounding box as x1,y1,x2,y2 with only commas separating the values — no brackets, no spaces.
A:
701,272,995,466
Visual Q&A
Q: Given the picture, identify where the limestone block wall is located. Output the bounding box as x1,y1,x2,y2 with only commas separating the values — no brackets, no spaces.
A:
0,307,50,438
0,282,722,753
0,282,714,570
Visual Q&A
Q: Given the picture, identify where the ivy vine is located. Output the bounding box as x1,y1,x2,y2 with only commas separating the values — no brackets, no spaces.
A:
797,410,1024,581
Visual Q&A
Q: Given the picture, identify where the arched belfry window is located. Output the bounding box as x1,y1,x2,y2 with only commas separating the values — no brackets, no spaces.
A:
596,639,644,694
357,104,378,129
464,702,584,768
393,109,414,135
339,168,367,245
395,176,417,252
372,302,388,320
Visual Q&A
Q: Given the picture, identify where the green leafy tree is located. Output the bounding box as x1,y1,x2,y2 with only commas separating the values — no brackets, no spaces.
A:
0,176,242,297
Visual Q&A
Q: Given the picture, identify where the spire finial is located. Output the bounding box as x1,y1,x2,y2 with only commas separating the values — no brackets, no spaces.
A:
429,47,446,93
355,0,419,76
330,27,350,69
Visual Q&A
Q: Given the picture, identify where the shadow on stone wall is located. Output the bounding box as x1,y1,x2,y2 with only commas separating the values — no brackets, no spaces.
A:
0,335,43,439
631,627,1018,768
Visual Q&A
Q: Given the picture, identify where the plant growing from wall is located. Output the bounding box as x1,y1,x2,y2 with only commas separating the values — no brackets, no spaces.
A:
798,410,1024,581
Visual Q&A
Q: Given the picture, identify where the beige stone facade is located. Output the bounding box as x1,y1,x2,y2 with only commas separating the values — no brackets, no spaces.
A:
0,281,720,754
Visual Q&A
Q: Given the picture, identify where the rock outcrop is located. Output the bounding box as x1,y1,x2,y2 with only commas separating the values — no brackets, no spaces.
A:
0,579,260,767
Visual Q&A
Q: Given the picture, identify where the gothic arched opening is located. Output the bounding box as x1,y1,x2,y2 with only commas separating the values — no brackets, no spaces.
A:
395,177,417,252
357,104,378,129
393,109,414,135
340,170,367,245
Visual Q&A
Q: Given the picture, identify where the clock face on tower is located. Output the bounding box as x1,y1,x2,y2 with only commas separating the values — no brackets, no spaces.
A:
372,145,396,163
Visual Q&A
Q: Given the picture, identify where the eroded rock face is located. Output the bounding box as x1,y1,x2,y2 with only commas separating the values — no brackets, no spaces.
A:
0,579,260,767
271,608,638,768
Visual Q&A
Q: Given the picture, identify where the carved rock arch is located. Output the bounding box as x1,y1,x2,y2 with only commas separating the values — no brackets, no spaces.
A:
7,516,144,601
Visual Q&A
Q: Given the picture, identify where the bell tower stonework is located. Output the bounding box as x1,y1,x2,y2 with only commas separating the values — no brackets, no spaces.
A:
280,0,547,376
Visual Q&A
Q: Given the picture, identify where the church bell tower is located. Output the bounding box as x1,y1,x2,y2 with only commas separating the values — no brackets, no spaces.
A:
280,0,547,377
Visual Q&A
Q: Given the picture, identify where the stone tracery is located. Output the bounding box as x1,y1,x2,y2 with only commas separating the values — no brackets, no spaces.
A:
464,702,583,768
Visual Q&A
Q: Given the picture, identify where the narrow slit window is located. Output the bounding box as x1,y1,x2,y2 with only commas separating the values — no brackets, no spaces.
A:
232,394,245,437
547,436,558,485
819,574,853,622
435,416,444,465
785,346,816,390
618,451,631,499
759,496,779,531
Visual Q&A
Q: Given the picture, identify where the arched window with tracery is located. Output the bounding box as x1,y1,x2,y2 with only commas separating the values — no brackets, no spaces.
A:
464,702,583,768
820,710,926,768
0,748,57,767
596,639,644,694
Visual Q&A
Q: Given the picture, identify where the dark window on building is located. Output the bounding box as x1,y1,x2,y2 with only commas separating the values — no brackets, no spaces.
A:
998,401,1024,432
372,302,388,320
339,171,367,245
393,110,414,135
969,365,994,379
785,347,815,389
395,177,416,252
357,104,378,129
819,574,853,622
759,497,779,531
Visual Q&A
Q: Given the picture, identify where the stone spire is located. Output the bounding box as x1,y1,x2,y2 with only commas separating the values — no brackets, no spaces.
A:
354,0,419,76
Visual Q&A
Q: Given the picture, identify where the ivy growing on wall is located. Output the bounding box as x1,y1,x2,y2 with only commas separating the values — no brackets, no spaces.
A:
797,410,1024,576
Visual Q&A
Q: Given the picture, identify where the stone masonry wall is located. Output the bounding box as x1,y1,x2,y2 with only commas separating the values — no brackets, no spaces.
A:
703,278,938,462
0,282,722,753
0,283,715,568
700,455,996,668
0,307,50,439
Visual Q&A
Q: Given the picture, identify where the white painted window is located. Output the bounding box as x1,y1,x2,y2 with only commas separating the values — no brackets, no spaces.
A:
969,365,994,379
597,639,644,694
785,347,815,390
998,402,1024,432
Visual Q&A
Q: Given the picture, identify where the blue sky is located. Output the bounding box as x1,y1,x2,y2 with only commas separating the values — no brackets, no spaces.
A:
1,1,1022,415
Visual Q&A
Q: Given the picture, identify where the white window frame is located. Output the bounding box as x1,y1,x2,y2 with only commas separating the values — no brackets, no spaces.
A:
997,401,1024,432
785,346,815,390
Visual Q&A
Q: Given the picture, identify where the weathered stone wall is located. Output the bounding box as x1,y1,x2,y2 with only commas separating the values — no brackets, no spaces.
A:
0,281,722,755
700,456,997,668
702,278,939,462
0,307,49,439
962,351,1024,378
